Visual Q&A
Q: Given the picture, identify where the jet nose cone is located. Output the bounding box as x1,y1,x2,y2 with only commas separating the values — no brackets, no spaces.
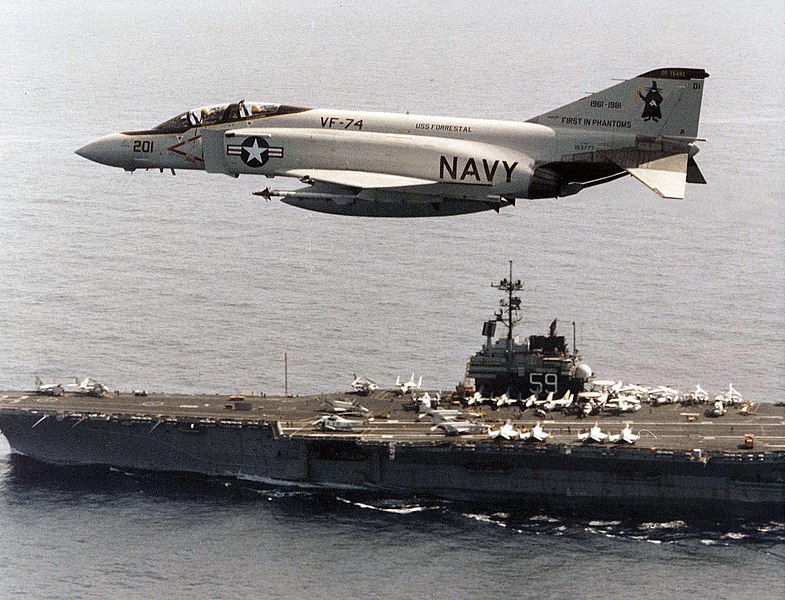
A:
76,133,134,170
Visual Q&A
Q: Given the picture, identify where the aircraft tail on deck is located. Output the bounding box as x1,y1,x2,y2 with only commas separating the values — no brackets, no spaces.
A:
529,68,709,199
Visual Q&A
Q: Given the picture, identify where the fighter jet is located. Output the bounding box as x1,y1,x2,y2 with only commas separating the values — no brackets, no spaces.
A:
396,374,422,395
521,422,551,443
488,420,522,440
494,393,516,408
609,423,641,444
682,384,709,404
64,377,109,397
541,390,574,412
523,394,538,409
578,423,610,443
34,376,64,396
76,68,708,217
349,375,378,396
715,383,743,405
466,391,488,406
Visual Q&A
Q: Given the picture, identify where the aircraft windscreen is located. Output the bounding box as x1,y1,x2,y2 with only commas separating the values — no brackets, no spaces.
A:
154,111,195,134
154,102,281,133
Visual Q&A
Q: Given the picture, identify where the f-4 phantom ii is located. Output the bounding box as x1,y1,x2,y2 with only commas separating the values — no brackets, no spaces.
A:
76,68,708,217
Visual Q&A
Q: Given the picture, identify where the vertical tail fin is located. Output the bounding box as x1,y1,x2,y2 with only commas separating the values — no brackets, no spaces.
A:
530,68,709,199
529,68,709,139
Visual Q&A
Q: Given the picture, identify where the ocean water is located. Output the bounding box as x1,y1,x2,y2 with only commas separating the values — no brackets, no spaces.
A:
1,0,784,598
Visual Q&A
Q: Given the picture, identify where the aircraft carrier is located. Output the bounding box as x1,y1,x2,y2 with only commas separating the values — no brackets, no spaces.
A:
1,268,783,519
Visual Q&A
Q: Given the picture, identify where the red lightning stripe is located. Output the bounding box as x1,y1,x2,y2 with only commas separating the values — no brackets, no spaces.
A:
167,134,204,164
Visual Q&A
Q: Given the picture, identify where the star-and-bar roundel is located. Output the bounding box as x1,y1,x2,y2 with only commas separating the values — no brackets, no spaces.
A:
226,136,284,168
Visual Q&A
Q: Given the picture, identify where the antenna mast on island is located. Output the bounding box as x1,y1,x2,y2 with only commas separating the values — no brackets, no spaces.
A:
491,260,523,342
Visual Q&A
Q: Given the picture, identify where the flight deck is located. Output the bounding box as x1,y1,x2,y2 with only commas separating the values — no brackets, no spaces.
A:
2,388,784,454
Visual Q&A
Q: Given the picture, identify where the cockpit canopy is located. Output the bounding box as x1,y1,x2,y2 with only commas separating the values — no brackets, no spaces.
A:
153,101,283,133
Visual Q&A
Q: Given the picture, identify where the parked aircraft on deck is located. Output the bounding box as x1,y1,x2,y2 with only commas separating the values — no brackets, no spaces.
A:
578,423,610,443
396,374,422,395
611,424,641,444
431,420,491,436
319,398,370,416
313,414,367,432
64,377,109,397
34,376,63,397
521,422,551,443
489,420,522,440
349,375,378,395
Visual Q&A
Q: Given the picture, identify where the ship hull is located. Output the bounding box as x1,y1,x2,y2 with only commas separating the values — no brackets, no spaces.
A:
2,411,783,519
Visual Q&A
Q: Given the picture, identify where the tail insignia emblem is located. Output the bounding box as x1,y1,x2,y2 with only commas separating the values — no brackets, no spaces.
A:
638,81,663,122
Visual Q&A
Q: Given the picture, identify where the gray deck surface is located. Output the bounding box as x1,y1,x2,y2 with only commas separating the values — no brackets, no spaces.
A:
2,389,784,454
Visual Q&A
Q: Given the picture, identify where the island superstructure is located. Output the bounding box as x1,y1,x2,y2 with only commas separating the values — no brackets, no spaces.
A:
466,261,589,397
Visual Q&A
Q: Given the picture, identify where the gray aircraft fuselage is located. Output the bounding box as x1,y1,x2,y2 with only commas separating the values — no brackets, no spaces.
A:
77,68,708,217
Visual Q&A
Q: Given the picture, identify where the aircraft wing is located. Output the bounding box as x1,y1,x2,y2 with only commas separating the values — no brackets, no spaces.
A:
282,169,435,190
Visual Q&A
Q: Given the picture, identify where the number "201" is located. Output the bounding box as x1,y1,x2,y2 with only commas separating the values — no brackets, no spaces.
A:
133,140,154,153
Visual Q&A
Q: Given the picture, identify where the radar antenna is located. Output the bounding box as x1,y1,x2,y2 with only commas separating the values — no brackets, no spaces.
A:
491,260,523,342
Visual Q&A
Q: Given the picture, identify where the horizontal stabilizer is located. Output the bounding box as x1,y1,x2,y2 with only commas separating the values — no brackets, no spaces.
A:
283,169,435,190
686,156,707,184
602,148,688,199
